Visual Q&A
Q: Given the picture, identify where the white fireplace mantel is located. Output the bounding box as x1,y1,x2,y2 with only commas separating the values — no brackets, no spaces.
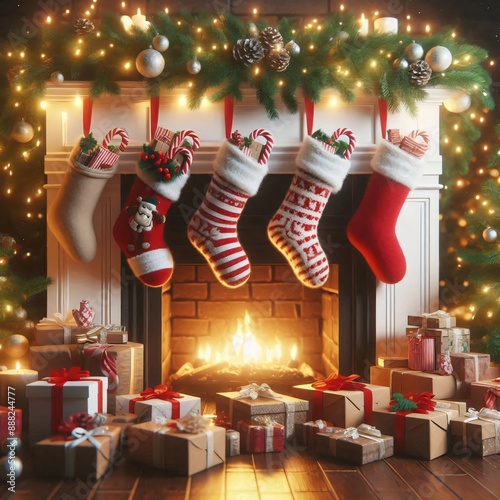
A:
44,82,450,359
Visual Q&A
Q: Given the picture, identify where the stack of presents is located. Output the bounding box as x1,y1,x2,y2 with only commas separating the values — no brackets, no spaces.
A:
3,306,500,480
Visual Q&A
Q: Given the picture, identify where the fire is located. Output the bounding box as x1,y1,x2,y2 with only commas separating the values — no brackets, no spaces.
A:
198,311,294,366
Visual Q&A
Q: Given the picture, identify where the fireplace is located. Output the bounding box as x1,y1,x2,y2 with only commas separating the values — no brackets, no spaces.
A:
44,83,449,387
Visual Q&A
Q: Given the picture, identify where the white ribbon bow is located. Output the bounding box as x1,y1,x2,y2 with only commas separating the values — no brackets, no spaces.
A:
174,412,211,434
64,426,111,477
422,310,450,319
238,383,282,400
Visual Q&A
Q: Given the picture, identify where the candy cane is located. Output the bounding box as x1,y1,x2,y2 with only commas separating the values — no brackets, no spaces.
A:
332,128,356,160
170,146,194,175
408,129,430,145
169,129,201,153
102,127,129,152
400,129,430,159
249,128,274,165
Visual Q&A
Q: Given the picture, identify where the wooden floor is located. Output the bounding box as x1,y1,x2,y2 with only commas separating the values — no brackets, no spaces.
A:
5,443,500,500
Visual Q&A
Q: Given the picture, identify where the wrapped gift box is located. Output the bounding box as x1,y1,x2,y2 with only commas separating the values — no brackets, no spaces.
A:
35,425,121,479
434,399,467,417
128,421,225,476
291,382,390,428
371,406,459,460
215,391,308,440
0,406,21,443
450,410,500,457
377,357,408,368
295,420,333,447
408,312,456,328
407,331,435,371
26,374,108,445
104,413,138,449
470,379,500,411
83,342,144,414
237,419,285,453
226,429,240,457
315,426,393,465
29,345,82,378
450,353,491,398
391,370,457,399
35,322,92,346
369,366,413,388
116,390,200,422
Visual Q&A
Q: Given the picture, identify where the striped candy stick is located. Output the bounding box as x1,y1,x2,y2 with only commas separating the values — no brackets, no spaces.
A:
102,127,129,152
400,129,430,159
169,129,201,153
249,128,274,165
170,146,194,175
332,128,357,160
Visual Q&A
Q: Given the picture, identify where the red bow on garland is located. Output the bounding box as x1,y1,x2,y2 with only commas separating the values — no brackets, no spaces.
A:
136,384,183,402
389,392,436,414
312,373,365,392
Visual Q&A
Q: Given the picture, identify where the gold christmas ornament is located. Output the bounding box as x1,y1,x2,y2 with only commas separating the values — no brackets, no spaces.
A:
258,27,283,53
404,41,424,63
74,18,95,36
443,90,471,113
135,48,165,78
186,58,201,75
1,334,30,358
425,45,453,72
233,38,265,66
11,119,34,143
266,48,291,72
152,34,170,52
408,60,432,86
393,57,409,69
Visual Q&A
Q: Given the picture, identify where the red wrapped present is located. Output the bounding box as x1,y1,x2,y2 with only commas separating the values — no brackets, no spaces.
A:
407,330,435,371
471,378,500,411
237,417,285,453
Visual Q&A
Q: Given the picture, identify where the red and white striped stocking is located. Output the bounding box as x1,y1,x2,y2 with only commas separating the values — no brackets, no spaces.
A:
268,130,356,288
187,129,273,288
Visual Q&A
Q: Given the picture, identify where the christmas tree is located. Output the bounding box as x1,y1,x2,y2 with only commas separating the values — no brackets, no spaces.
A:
0,234,51,344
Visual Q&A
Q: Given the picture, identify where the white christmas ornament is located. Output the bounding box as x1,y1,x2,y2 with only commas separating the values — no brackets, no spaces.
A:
186,58,201,75
50,71,64,84
405,41,424,63
443,90,471,113
425,45,452,72
482,226,498,242
136,48,165,78
152,34,169,52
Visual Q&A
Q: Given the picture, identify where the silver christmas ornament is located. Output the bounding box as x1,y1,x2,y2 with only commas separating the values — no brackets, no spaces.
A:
404,41,424,63
11,120,34,143
334,31,349,42
135,48,165,78
1,334,30,358
152,34,170,52
393,57,409,69
443,90,471,113
482,226,498,243
425,45,452,72
186,58,201,75
248,22,259,37
285,40,300,56
50,71,64,84
0,456,22,480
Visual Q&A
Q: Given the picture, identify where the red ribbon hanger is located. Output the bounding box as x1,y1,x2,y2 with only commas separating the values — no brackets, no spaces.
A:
83,97,93,137
150,95,160,139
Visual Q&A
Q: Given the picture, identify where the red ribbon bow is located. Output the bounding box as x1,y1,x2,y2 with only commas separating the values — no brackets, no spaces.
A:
137,384,183,402
312,373,364,391
47,367,91,384
484,387,500,409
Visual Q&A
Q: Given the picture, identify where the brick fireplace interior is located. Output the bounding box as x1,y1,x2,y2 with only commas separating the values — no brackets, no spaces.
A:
121,173,376,387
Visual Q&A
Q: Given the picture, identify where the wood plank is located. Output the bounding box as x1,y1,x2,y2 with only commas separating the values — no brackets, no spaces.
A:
286,470,331,492
323,471,378,499
292,494,336,500
282,449,321,472
4,477,61,499
260,494,294,500
47,479,99,500
190,463,225,498
132,467,189,499
448,454,500,498
358,459,419,498
432,475,498,500
253,452,284,470
223,493,259,500
226,454,255,469
226,471,258,492
384,457,458,500
97,457,143,491
93,492,132,500
317,456,357,471
423,455,466,475
255,471,292,494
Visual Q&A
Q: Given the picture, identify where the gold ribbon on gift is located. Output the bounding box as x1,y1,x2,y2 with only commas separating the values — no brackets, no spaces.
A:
75,324,122,344
463,407,500,454
64,425,113,478
421,310,453,328
237,383,283,401
39,312,77,344
251,416,280,452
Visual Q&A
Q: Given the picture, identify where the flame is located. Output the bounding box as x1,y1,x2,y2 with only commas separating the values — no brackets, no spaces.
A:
291,344,298,361
15,361,20,371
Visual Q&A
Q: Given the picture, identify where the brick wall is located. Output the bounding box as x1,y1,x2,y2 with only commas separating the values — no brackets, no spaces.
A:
321,268,339,375
164,264,331,374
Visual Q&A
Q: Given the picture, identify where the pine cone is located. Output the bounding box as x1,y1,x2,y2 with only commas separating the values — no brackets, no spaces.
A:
258,27,283,53
266,48,291,72
408,60,432,86
233,38,265,66
74,18,95,36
